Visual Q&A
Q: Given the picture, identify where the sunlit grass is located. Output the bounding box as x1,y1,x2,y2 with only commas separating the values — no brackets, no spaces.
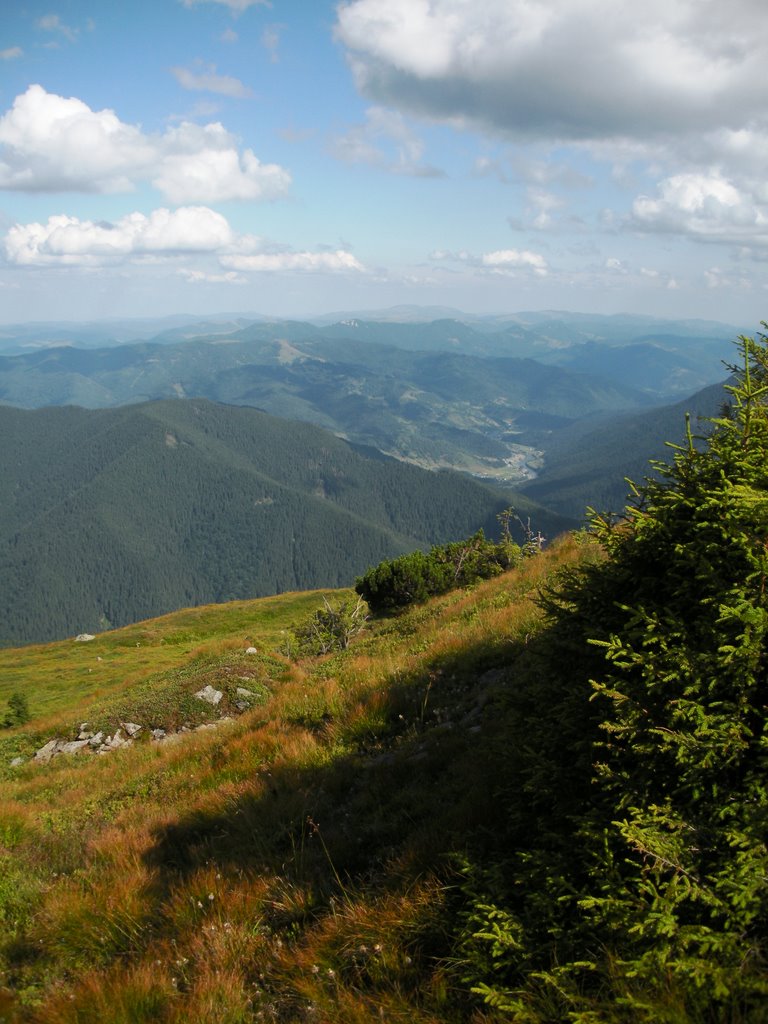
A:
0,537,597,1022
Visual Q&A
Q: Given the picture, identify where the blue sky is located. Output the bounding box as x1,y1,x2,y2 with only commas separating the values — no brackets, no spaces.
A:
1,0,767,324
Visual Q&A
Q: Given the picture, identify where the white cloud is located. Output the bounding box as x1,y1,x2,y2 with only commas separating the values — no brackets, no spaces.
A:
0,47,22,60
179,268,246,284
4,208,366,278
0,85,290,203
0,86,151,193
153,125,290,202
36,13,79,43
431,247,548,276
335,0,768,156
5,207,234,266
171,63,253,98
630,172,768,246
481,249,548,275
331,106,443,177
221,249,365,273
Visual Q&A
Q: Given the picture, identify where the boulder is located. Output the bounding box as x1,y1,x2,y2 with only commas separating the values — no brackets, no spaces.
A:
34,739,62,764
59,739,90,756
121,722,142,737
195,685,223,705
74,634,95,642
245,647,258,655
236,687,254,699
9,756,25,767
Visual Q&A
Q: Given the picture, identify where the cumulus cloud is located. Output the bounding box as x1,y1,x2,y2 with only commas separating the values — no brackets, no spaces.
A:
630,172,768,246
171,63,253,98
0,85,290,203
431,247,548,276
335,0,768,153
331,106,443,176
4,208,366,278
5,207,234,266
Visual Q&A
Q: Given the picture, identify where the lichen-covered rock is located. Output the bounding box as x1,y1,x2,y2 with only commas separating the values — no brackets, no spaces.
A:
58,739,90,756
74,634,95,642
34,739,62,764
195,685,223,705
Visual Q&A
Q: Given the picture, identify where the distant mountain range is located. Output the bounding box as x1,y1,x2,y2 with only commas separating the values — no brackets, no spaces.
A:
0,307,742,396
0,324,657,484
0,399,569,647
0,308,748,645
0,309,744,489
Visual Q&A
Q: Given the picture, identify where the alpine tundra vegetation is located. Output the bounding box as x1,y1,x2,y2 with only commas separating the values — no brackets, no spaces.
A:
0,331,767,1022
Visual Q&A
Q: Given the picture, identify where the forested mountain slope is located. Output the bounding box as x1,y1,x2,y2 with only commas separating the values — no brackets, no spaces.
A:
0,399,567,647
522,378,728,519
0,329,654,483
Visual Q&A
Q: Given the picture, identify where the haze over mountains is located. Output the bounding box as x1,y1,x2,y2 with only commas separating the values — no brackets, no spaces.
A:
0,306,744,645
0,308,740,481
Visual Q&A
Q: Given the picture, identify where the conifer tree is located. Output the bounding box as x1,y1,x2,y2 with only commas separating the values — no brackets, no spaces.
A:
461,331,768,1020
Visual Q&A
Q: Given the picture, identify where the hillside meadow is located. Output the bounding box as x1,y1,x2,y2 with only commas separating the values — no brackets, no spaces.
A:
0,535,589,1023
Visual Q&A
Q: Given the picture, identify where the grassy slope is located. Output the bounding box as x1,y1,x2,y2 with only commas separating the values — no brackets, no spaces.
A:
0,535,596,1024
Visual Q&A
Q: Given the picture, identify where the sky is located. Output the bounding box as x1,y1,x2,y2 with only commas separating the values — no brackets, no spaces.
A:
1,0,767,325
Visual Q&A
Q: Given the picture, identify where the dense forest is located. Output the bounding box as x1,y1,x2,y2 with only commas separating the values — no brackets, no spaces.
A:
0,399,569,646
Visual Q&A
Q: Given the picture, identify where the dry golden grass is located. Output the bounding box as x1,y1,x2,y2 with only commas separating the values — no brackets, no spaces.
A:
0,538,598,1023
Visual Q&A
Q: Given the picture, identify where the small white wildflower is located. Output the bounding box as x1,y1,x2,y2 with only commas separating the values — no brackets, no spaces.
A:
208,892,215,900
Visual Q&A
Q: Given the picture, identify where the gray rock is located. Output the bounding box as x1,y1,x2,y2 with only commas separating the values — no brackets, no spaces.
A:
88,732,104,748
74,634,95,642
150,728,167,741
121,722,142,737
59,739,90,756
34,739,62,764
9,756,25,767
245,646,258,655
236,687,254,699
195,685,223,705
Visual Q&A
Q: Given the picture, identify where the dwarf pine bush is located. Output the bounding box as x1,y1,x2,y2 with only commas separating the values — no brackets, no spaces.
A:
355,529,522,613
